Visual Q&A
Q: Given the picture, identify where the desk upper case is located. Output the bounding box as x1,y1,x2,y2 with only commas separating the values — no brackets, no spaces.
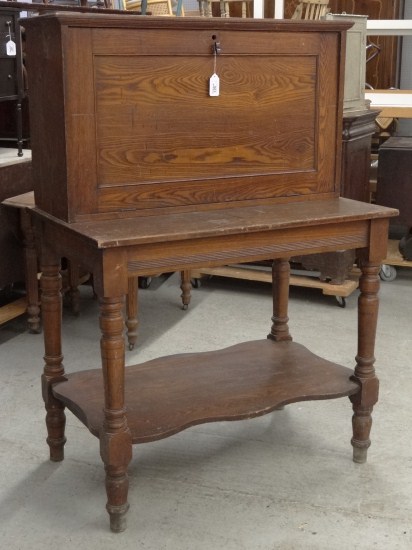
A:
26,14,346,222
22,14,397,532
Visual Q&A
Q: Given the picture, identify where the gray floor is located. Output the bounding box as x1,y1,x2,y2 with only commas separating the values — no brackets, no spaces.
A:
0,268,411,549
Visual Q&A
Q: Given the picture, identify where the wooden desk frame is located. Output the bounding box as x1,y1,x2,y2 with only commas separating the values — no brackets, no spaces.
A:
34,198,395,532
22,14,398,532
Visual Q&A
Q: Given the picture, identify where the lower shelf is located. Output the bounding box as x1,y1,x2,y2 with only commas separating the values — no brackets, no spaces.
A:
52,339,360,444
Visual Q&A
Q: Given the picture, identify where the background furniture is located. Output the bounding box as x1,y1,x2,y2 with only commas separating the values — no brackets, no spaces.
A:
2,191,144,346
275,1,404,89
0,155,32,326
376,136,412,238
0,156,32,288
291,0,329,19
24,14,396,533
123,0,185,15
0,3,25,156
199,0,253,17
328,0,404,90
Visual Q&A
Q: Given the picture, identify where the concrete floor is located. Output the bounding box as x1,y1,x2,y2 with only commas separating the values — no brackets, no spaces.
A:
0,268,411,549
0,147,31,168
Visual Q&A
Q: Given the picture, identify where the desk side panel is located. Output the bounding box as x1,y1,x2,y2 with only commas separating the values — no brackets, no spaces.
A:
24,18,69,221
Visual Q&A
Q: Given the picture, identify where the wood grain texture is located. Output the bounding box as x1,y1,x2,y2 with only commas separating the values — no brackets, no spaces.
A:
52,339,359,443
95,56,316,181
33,198,397,249
23,16,352,221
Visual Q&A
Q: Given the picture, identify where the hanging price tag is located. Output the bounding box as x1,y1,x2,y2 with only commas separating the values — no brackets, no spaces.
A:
6,40,16,56
209,73,220,97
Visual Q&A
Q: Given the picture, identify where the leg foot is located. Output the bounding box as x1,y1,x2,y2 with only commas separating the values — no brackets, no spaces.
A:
42,374,67,461
48,438,66,462
350,396,374,464
352,445,368,464
108,503,130,533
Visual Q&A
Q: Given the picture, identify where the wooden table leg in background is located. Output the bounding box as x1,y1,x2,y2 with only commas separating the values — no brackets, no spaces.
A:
20,207,41,333
65,260,81,316
268,258,293,343
126,277,138,350
268,258,292,411
180,270,191,310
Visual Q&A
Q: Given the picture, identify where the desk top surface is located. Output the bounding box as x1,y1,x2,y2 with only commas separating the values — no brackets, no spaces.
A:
32,198,398,249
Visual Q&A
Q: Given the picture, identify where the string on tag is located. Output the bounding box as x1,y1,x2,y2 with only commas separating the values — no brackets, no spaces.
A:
5,21,16,57
209,40,220,97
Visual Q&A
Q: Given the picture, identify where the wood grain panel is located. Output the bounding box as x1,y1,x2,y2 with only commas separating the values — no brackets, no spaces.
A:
95,55,317,183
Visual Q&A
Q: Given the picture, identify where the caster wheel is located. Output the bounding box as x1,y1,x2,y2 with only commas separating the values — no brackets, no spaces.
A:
379,264,397,282
335,296,346,308
191,278,201,289
138,277,152,289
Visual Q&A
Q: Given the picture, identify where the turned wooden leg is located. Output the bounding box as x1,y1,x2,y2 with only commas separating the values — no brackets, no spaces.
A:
350,260,381,464
21,208,41,333
40,260,66,462
99,296,133,532
126,277,138,351
66,260,81,316
268,258,292,342
180,270,191,310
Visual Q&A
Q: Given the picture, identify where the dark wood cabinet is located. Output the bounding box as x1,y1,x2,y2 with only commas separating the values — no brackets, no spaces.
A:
0,4,25,155
0,159,33,289
341,108,377,202
376,136,412,236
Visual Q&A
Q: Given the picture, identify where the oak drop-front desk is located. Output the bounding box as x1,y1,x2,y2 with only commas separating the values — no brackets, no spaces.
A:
23,14,397,532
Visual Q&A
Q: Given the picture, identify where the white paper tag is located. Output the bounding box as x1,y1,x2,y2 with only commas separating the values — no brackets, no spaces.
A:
6,40,16,56
209,73,220,97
